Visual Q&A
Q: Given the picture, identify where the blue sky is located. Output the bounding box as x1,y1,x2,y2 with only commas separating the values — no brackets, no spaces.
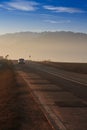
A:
0,0,87,34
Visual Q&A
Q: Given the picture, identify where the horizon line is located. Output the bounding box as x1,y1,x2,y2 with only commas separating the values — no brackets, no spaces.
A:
0,30,87,36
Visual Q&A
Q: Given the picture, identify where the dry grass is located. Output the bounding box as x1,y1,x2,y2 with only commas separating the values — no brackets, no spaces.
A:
0,60,53,130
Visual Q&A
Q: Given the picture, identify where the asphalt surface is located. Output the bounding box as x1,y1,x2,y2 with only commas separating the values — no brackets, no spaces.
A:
14,61,87,130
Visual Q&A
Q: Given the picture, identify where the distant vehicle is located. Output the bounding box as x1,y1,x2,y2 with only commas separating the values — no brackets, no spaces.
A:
18,58,25,64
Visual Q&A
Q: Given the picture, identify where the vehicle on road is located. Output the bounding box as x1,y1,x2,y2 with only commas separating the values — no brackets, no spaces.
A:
18,58,25,64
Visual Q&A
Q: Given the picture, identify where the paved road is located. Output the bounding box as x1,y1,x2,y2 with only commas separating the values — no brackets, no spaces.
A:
14,61,87,130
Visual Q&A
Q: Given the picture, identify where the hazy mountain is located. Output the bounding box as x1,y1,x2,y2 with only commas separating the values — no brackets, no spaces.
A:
0,31,87,62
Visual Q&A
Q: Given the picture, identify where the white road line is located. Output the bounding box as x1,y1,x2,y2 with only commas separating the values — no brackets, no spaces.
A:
34,66,87,86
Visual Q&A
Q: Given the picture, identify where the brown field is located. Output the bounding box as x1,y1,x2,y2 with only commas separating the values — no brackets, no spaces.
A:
0,60,53,130
40,61,87,74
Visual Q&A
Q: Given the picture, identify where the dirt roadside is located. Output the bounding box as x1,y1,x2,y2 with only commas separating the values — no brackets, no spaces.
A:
0,60,53,130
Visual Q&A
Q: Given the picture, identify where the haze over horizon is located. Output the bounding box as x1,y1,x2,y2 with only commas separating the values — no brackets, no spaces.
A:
0,0,87,62
0,31,87,62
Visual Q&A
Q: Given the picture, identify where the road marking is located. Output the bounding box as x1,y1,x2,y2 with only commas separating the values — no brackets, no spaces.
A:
34,66,87,86
17,71,67,130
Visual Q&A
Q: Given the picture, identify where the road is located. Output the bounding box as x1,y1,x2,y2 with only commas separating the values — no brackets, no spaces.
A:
14,61,87,130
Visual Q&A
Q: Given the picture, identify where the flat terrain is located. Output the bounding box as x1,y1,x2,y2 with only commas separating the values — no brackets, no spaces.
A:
40,61,87,74
1,60,87,130
0,60,53,130
14,61,87,130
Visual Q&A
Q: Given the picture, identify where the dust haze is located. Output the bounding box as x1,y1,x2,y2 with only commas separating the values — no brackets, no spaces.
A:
0,31,87,62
